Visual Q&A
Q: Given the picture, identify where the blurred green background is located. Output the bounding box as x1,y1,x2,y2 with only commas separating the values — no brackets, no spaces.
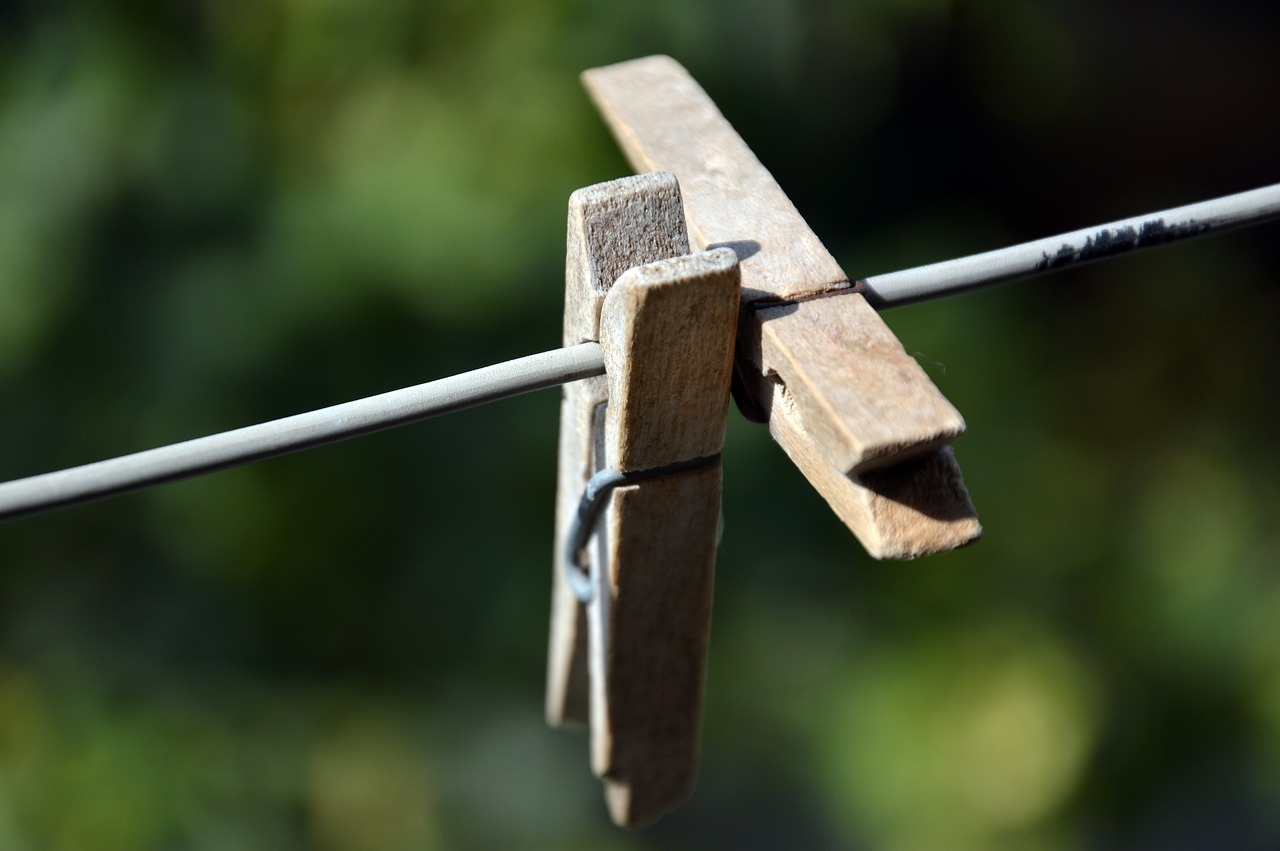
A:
1,1,1278,848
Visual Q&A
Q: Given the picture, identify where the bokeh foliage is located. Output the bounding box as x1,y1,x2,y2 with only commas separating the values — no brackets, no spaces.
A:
1,1,1278,848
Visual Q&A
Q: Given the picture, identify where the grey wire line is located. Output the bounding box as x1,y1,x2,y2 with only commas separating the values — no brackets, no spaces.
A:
0,342,605,522
3,181,1279,524
859,182,1280,308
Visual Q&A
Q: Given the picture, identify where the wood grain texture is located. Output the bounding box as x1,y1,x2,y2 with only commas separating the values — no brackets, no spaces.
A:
583,55,847,304
747,296,964,474
584,55,980,558
594,466,721,827
562,172,690,346
547,172,689,727
767,377,981,559
590,251,740,827
602,249,741,472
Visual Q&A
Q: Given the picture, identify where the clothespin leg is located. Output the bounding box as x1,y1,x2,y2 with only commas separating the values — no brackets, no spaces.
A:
746,296,982,557
593,463,722,823
768,376,977,558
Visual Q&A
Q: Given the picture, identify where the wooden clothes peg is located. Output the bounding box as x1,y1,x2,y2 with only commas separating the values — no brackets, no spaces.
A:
546,172,690,730
546,172,740,827
582,55,982,559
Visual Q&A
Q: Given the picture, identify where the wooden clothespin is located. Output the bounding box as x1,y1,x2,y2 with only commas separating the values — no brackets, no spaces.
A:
583,56,982,559
549,57,982,829
547,172,740,826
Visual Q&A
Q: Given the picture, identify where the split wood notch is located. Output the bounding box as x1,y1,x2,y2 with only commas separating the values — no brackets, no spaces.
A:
548,55,980,827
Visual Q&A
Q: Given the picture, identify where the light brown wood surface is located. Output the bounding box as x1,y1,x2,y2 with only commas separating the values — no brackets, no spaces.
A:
594,465,721,827
547,172,689,728
767,378,981,558
590,250,740,827
602,249,741,472
583,55,981,558
746,296,964,474
581,58,847,303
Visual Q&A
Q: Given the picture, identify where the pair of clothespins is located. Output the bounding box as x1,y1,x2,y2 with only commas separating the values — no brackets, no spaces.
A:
547,56,982,827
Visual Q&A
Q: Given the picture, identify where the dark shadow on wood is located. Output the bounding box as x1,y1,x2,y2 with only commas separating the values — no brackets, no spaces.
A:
857,448,980,526
708,239,762,261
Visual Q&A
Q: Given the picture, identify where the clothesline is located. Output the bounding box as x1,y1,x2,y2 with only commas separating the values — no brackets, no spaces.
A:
859,182,1280,307
0,344,605,521
0,180,1276,523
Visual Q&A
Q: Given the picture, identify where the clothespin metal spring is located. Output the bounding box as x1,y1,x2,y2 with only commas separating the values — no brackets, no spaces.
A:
563,452,722,603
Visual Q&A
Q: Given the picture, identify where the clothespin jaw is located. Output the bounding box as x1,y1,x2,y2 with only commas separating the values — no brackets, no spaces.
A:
547,173,739,826
583,55,982,559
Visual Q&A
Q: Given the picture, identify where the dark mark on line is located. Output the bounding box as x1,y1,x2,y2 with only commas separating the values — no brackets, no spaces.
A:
1035,218,1214,272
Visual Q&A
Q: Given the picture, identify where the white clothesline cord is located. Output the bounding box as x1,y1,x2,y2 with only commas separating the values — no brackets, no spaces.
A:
860,182,1280,308
0,343,605,521
2,181,1277,522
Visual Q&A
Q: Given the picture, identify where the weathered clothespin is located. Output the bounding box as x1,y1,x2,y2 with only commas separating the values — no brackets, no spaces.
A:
583,56,982,558
547,172,740,826
549,57,982,829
